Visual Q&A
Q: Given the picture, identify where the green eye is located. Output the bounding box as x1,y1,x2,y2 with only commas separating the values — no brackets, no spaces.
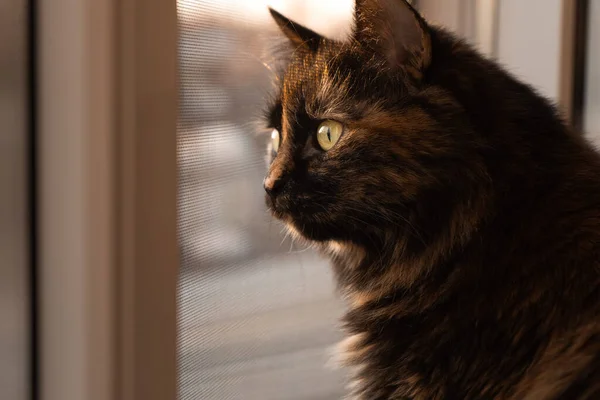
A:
317,120,343,151
271,129,280,152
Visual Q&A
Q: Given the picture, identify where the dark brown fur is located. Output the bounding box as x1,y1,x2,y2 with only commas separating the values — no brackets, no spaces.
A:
263,1,600,399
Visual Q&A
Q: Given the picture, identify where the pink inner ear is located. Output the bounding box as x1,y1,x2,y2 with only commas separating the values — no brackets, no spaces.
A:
354,0,429,71
384,0,424,61
378,22,403,66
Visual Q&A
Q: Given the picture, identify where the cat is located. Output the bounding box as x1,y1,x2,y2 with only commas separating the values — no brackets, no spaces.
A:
262,0,600,398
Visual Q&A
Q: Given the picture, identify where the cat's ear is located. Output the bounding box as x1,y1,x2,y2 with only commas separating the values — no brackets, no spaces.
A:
268,8,323,52
354,0,431,78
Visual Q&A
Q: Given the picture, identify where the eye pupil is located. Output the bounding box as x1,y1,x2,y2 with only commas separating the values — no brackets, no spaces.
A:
316,120,343,151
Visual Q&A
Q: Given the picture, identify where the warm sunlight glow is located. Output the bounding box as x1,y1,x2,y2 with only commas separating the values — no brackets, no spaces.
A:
178,0,353,38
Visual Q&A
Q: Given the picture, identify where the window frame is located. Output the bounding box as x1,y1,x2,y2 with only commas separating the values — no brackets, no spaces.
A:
38,0,178,399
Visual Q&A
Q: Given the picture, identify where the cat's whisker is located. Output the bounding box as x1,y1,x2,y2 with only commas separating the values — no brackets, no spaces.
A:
279,228,291,247
239,50,280,80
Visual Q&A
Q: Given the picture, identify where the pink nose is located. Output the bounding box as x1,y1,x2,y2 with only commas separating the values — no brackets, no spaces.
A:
264,175,286,199
264,175,276,191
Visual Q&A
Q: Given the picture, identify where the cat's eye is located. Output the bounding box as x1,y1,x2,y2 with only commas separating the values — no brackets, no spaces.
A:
317,120,343,151
271,129,280,153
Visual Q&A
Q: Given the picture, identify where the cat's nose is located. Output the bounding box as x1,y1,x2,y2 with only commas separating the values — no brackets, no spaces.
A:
264,175,286,200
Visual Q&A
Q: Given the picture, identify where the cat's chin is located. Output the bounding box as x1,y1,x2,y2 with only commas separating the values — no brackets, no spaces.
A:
283,219,342,243
268,200,345,242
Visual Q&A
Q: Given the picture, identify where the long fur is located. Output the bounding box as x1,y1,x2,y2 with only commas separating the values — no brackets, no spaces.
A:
263,1,600,398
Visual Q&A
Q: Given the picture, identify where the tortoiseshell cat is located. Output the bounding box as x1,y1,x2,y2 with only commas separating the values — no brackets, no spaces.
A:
262,0,600,398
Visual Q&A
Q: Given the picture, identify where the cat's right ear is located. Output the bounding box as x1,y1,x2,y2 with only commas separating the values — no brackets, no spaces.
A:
353,0,431,79
268,8,323,52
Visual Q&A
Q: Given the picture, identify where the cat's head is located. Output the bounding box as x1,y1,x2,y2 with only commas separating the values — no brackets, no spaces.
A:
263,0,489,255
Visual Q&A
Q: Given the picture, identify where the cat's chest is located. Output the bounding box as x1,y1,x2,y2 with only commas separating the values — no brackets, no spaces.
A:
335,308,434,398
337,307,526,400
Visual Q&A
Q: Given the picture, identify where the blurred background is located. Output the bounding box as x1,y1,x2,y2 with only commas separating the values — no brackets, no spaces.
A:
177,2,352,399
2,1,600,400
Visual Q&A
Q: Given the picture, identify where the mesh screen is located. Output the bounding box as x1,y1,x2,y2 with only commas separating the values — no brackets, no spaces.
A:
177,2,347,399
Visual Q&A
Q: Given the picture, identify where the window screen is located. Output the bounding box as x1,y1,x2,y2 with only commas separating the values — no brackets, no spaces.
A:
584,0,600,146
177,2,350,399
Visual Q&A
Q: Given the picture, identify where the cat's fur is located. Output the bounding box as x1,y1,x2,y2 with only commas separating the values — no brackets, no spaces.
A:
263,1,600,398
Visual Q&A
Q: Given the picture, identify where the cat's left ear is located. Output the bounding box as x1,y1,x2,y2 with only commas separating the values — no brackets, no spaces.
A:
354,0,431,78
268,8,323,52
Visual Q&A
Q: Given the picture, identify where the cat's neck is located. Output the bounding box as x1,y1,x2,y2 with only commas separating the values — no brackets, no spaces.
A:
321,220,480,315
